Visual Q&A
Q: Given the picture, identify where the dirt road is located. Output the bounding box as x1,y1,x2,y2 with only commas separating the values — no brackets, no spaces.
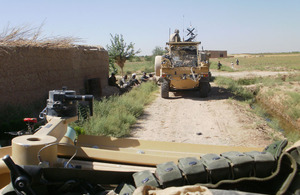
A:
130,71,286,147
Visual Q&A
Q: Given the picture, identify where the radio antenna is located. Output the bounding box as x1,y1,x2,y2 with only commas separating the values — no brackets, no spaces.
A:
182,15,185,41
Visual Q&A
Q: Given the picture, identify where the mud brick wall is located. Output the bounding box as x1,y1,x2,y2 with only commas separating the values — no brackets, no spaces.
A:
206,50,228,58
0,46,109,107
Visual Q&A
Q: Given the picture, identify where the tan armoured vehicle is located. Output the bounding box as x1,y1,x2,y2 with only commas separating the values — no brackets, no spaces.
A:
155,29,211,98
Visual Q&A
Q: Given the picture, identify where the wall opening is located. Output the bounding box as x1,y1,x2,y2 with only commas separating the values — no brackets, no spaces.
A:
85,78,102,97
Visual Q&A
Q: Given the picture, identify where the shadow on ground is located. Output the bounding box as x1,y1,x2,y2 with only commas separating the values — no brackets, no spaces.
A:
167,85,235,101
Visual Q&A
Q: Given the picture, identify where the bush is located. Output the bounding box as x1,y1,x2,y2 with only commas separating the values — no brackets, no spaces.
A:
285,92,300,120
215,77,255,101
144,56,153,62
79,82,158,137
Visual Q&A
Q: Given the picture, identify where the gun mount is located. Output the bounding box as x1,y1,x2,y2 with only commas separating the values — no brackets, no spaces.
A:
46,88,94,118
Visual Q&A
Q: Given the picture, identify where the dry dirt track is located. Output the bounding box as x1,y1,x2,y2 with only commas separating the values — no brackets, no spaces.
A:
130,71,287,148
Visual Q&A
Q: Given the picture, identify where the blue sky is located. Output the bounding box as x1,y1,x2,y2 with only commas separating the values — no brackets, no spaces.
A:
1,0,299,55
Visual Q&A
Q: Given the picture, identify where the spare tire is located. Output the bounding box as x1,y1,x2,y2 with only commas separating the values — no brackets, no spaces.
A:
155,56,162,77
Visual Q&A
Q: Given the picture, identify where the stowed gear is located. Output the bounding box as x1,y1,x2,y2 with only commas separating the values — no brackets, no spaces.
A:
2,139,299,195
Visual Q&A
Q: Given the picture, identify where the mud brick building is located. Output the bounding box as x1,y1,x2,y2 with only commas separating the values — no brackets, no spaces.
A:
0,45,109,108
206,50,227,58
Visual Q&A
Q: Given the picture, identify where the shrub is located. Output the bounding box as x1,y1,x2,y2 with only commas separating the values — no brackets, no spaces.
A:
79,82,158,137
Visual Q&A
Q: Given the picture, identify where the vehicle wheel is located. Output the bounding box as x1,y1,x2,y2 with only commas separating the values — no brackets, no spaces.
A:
208,71,213,81
155,56,162,77
200,82,210,98
161,79,169,98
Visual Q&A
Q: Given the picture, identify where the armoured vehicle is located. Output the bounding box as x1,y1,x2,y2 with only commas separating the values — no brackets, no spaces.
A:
0,89,299,194
155,28,211,98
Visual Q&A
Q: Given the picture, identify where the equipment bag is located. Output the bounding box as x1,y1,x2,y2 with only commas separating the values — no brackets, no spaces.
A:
201,153,230,184
263,139,288,160
221,151,254,179
155,161,184,188
244,151,275,178
203,151,297,195
115,183,136,195
132,170,159,188
178,157,207,184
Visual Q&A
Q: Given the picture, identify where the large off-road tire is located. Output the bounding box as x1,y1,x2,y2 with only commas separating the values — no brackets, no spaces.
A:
200,82,210,98
155,56,162,77
161,79,169,98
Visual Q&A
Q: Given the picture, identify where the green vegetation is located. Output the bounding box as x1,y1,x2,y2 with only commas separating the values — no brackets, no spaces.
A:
73,82,158,137
215,77,256,102
215,74,300,143
116,58,154,75
210,61,235,72
210,53,300,71
152,46,166,58
285,92,300,120
106,34,140,75
113,45,166,75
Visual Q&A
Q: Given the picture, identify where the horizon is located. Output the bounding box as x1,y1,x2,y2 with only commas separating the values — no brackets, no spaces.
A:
1,0,299,56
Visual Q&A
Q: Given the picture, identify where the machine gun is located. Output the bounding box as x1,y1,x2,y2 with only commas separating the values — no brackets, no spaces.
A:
42,87,94,118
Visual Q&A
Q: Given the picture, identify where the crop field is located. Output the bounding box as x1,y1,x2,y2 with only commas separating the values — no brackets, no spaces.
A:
210,53,300,142
210,53,300,71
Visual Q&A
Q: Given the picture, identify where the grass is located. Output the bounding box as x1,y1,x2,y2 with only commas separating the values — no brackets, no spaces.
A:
210,53,300,71
215,74,300,144
252,102,300,143
73,82,158,137
113,58,154,76
284,92,300,121
214,77,256,102
0,23,80,48
210,61,235,72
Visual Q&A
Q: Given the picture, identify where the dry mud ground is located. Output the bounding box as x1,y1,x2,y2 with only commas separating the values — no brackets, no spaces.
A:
130,71,287,148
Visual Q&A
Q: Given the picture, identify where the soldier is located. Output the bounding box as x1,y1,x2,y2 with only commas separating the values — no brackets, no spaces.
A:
218,61,222,70
169,29,181,42
129,73,140,86
119,75,129,88
108,72,119,88
148,73,157,84
141,72,149,82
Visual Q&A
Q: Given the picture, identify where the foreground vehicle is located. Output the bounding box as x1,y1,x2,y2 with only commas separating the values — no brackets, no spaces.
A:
0,89,299,194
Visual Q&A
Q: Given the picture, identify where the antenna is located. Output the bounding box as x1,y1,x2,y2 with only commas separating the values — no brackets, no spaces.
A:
169,28,171,41
182,15,185,41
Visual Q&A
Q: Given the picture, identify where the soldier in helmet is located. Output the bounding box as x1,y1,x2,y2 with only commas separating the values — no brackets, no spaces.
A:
169,29,181,42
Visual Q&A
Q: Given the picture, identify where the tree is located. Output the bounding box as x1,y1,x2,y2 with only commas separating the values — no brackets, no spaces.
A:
106,34,140,75
152,46,166,56
108,57,118,74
